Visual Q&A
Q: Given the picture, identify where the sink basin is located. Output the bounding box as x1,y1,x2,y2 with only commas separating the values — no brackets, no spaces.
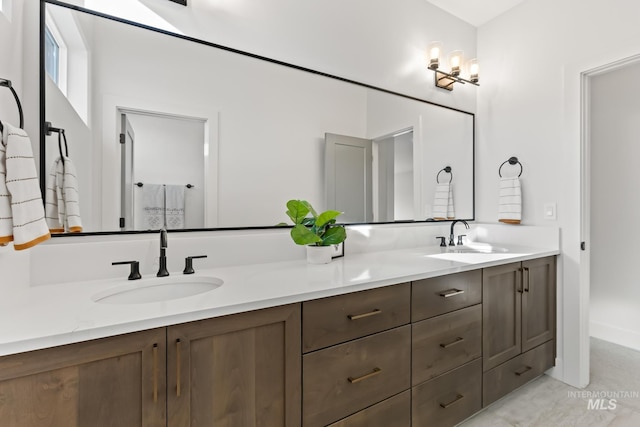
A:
93,275,223,304
447,244,509,254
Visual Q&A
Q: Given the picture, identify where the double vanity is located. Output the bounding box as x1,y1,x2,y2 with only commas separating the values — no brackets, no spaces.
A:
0,225,558,427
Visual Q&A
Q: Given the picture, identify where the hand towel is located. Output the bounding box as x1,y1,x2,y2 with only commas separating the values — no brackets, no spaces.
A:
45,156,82,233
432,183,455,220
498,177,522,224
0,123,51,250
142,183,165,230
165,184,185,229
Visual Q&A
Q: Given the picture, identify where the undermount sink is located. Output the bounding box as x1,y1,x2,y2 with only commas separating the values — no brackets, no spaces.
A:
447,244,509,254
92,275,223,304
427,244,516,264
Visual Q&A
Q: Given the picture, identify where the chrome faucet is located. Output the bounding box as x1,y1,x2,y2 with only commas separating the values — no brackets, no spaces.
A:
157,228,169,277
449,220,469,246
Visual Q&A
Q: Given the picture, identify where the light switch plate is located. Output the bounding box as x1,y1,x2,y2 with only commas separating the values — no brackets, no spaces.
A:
544,202,557,220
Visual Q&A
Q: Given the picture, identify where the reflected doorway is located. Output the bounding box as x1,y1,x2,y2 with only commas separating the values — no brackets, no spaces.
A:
118,109,207,230
372,128,414,222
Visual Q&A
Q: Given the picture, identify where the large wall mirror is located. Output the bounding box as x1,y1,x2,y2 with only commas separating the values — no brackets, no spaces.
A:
40,0,475,235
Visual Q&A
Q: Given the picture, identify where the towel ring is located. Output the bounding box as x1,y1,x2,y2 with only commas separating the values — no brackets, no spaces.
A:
0,78,25,130
498,157,523,178
437,166,453,184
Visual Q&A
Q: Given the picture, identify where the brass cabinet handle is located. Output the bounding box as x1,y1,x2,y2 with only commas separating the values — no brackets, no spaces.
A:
440,394,464,409
515,365,532,376
523,267,530,292
348,367,382,384
176,339,182,397
439,289,465,298
348,309,382,320
440,336,465,349
152,343,158,403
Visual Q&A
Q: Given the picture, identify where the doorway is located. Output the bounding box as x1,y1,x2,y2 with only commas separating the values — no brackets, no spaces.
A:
117,108,207,230
586,59,640,352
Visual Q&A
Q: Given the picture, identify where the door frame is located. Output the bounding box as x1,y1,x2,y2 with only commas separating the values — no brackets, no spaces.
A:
568,51,640,388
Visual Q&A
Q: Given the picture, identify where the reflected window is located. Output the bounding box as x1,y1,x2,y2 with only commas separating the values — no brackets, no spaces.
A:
45,26,60,85
45,6,89,125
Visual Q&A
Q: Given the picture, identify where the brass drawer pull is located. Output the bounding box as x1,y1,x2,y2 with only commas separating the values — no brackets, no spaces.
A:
439,289,465,298
348,367,382,384
515,365,533,376
440,394,464,409
440,336,465,348
348,309,382,320
152,343,158,403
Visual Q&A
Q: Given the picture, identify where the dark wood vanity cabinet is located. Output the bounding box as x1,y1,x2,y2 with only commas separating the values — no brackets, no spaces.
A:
411,270,483,427
0,305,300,427
167,304,301,427
482,256,556,406
0,328,167,427
301,283,412,427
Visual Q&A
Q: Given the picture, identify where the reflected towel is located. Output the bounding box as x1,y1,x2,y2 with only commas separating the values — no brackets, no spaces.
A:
432,183,455,220
142,184,164,230
165,184,185,229
45,156,82,233
0,123,51,250
498,177,521,224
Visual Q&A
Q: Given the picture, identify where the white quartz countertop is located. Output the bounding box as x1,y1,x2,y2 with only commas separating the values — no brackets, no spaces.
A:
0,243,559,357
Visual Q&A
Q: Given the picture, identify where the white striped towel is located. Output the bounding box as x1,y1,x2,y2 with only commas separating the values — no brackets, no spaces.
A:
0,123,51,250
45,156,83,233
432,183,455,220
498,177,522,224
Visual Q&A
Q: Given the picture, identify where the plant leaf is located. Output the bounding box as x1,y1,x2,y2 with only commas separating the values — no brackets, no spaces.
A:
291,224,322,245
316,210,342,227
321,226,346,245
286,200,310,224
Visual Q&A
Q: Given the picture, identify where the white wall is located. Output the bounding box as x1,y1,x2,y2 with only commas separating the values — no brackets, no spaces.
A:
589,61,640,352
477,0,640,387
0,0,23,128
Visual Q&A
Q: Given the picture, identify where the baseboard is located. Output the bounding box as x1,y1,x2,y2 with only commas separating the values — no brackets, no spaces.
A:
590,321,640,352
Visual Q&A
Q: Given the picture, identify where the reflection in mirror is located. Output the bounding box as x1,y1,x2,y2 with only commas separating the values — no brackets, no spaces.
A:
118,110,206,230
41,1,474,234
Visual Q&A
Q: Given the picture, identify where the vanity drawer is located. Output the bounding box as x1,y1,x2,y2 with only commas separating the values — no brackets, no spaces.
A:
412,304,482,385
483,339,555,406
412,270,482,322
303,325,411,427
327,391,410,427
302,282,410,353
412,358,482,427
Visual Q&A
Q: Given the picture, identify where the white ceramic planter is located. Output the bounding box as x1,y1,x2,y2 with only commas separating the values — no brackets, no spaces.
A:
306,245,333,264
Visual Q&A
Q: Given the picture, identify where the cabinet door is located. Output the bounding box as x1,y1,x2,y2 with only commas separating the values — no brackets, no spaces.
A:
482,262,522,371
521,256,556,352
0,328,166,427
167,304,301,427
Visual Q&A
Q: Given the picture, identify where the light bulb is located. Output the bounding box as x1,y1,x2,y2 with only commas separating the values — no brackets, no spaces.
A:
427,42,442,69
469,59,479,83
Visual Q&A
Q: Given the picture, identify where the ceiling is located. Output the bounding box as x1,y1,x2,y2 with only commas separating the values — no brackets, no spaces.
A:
424,0,526,27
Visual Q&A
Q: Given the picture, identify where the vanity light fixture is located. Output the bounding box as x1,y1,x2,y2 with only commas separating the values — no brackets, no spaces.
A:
427,42,479,91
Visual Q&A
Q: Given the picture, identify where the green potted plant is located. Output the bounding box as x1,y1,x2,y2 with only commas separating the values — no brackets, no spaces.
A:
284,199,346,264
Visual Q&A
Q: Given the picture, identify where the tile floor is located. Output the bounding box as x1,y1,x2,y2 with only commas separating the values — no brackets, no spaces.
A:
459,338,640,426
